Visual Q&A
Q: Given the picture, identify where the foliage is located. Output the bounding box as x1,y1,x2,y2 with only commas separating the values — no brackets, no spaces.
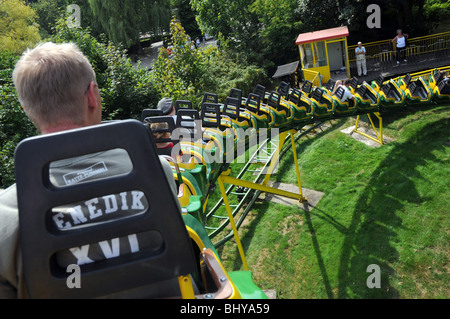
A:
51,19,160,120
151,18,267,108
28,0,66,39
191,0,264,64
171,0,202,40
88,0,171,48
0,0,41,54
0,20,160,188
0,50,37,188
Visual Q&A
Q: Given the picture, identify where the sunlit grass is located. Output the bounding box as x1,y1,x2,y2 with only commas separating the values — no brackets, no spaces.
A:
215,104,449,299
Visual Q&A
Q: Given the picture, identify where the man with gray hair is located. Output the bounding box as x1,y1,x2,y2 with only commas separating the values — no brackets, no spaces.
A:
0,42,178,298
355,41,367,77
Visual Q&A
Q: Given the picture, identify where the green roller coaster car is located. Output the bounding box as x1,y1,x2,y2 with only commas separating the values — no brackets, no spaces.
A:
378,80,406,111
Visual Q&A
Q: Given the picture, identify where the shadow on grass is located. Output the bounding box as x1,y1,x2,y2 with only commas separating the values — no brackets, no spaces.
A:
337,115,449,298
228,119,349,297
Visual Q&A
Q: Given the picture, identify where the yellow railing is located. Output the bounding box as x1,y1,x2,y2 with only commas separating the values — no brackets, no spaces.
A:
348,31,450,62
391,66,450,83
302,69,321,86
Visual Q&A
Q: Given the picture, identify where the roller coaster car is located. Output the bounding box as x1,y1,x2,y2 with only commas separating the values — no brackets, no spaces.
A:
144,115,179,158
277,81,314,125
371,75,385,93
428,68,444,91
378,80,406,111
201,102,236,161
244,93,275,129
14,119,266,299
433,78,450,102
322,79,336,95
349,77,359,95
398,73,411,91
405,77,433,105
331,86,357,116
267,91,295,129
143,117,205,218
310,87,335,119
354,82,380,113
301,80,314,97
287,88,315,125
277,81,291,99
141,109,163,122
222,96,257,144
254,84,269,103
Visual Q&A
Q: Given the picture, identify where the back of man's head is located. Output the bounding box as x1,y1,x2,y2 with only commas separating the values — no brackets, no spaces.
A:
13,42,96,131
157,97,174,116
344,79,352,86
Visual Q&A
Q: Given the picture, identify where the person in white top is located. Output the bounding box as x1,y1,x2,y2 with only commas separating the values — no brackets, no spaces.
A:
338,79,356,106
392,29,409,64
355,42,367,76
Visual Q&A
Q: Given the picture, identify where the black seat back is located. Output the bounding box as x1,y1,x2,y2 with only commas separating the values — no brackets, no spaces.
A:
176,109,201,140
253,84,266,100
229,88,243,105
174,100,193,113
244,93,261,114
277,81,290,98
335,86,345,100
312,88,324,103
403,74,411,86
145,116,181,156
267,91,282,110
289,88,301,105
141,109,163,122
433,69,443,84
375,75,384,88
381,83,391,97
356,84,368,99
301,81,313,95
15,119,196,298
222,97,241,120
350,77,359,91
324,79,335,92
201,102,222,128
201,92,218,105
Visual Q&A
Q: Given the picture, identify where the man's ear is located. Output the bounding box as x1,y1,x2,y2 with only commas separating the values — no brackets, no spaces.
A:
86,81,99,111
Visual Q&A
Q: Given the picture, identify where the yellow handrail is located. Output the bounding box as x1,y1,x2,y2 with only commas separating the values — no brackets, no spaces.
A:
348,31,450,62
303,69,321,87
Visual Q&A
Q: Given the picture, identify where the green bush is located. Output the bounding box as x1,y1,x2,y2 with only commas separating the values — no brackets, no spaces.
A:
0,51,37,188
0,21,161,188
51,19,160,120
151,18,267,108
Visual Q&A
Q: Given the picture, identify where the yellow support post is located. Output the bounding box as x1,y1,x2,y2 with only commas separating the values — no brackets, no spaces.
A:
353,112,383,145
290,130,305,200
217,175,250,271
262,131,288,186
178,275,196,299
221,175,305,201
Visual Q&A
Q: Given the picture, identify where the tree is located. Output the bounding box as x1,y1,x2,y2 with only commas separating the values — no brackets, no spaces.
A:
0,0,41,54
191,0,263,60
172,0,202,40
88,0,171,48
151,17,212,107
151,18,267,108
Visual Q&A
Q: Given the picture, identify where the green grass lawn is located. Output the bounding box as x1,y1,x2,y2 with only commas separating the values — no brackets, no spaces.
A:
214,104,449,299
